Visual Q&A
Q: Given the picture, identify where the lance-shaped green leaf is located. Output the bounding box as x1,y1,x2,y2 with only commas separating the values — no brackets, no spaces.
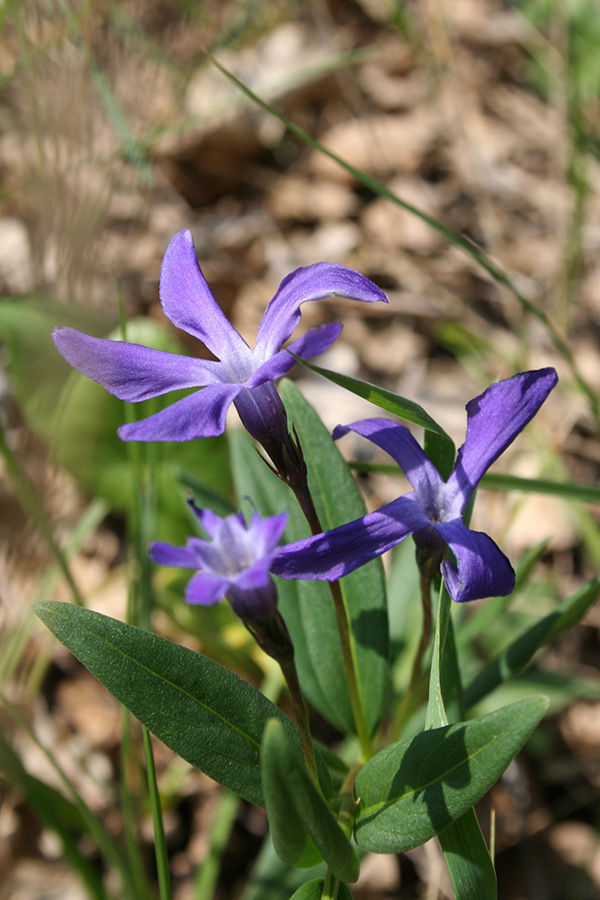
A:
294,357,452,440
33,602,329,807
229,428,354,734
464,577,600,709
230,380,389,738
354,696,547,853
280,380,389,737
289,879,353,900
262,720,359,882
438,810,496,900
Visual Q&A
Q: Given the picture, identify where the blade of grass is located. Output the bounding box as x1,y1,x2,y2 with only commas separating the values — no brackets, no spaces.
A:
208,53,600,430
1,693,144,899
348,463,600,505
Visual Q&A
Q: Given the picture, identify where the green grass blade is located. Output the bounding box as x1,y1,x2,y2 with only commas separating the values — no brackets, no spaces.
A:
208,52,600,429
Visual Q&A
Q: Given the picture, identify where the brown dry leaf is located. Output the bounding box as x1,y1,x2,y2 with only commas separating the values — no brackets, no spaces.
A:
268,175,358,221
55,672,121,750
560,701,600,758
310,111,438,182
361,177,444,253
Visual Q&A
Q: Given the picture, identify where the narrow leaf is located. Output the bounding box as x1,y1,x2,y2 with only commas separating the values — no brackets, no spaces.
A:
262,720,359,882
464,576,600,709
354,696,548,853
295,357,451,438
481,472,600,505
290,880,353,900
438,810,496,900
229,427,354,733
33,602,328,807
281,380,389,737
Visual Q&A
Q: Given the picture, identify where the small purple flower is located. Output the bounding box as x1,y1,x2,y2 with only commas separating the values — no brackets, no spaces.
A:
273,369,558,603
52,230,387,444
149,501,288,622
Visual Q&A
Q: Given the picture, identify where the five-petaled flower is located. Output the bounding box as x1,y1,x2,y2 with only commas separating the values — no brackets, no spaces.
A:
149,500,288,620
150,500,294,662
52,230,388,446
272,369,558,603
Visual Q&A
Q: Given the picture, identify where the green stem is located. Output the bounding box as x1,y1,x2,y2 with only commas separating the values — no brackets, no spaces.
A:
292,476,372,760
143,726,173,900
193,791,239,900
321,869,340,900
279,657,321,789
390,565,434,742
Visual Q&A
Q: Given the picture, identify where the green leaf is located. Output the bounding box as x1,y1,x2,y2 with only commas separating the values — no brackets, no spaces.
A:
295,357,451,438
33,602,328,807
229,379,390,738
464,577,600,709
438,809,496,900
239,835,327,900
0,297,109,444
0,729,108,900
290,880,353,900
280,380,389,737
354,696,548,853
481,472,600,504
229,427,353,733
262,720,359,882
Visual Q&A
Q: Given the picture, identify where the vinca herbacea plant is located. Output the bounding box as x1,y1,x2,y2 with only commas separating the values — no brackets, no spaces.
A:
34,227,599,900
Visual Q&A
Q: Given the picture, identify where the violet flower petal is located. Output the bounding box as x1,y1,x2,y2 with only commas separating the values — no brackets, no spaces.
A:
434,518,515,603
52,328,219,401
272,494,429,581
185,572,230,605
117,382,242,442
249,510,289,554
445,368,558,515
255,263,389,360
160,230,250,362
334,419,445,511
247,323,343,388
148,541,199,569
235,561,273,591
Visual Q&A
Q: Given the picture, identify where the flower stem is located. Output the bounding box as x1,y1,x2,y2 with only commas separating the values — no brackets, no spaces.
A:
279,656,321,790
390,555,435,743
291,475,373,761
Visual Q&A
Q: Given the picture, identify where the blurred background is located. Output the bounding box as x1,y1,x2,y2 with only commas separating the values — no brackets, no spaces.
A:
1,1,600,898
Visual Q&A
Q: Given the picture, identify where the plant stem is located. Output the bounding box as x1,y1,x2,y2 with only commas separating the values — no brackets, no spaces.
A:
279,656,321,789
292,474,372,761
143,726,173,900
390,565,434,742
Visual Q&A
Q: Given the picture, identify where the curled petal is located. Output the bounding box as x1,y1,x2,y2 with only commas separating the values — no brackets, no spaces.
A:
434,519,515,603
148,541,199,569
247,323,343,387
52,328,219,401
185,572,230,605
256,263,388,360
160,230,250,362
118,382,242,442
272,494,429,581
334,419,444,512
445,368,558,515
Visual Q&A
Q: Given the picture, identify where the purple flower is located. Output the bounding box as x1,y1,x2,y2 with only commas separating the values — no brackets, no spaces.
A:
273,369,558,603
149,501,288,622
52,230,388,444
